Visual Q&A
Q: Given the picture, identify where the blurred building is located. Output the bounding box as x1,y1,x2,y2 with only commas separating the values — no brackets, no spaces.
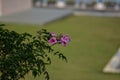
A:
0,0,120,16
0,0,32,16
32,0,120,9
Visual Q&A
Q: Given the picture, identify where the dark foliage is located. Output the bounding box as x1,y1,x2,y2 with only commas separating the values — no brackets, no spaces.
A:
0,27,67,80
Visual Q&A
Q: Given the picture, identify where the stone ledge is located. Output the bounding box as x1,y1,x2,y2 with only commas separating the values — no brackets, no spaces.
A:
103,48,120,73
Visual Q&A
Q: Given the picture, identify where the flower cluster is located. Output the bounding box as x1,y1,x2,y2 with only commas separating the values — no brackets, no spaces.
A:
48,32,70,47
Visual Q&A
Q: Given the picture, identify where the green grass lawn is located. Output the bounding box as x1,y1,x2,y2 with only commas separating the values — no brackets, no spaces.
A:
1,15,120,80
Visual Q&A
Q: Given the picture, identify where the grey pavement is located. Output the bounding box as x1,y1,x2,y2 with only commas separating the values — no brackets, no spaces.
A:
0,7,120,25
0,8,72,25
74,10,120,17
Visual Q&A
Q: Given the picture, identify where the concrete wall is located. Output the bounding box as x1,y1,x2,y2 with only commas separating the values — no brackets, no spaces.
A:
0,0,32,16
0,0,2,16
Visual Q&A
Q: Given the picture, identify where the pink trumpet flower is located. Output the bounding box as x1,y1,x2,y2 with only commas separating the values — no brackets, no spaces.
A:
48,37,57,45
61,34,70,43
50,32,56,37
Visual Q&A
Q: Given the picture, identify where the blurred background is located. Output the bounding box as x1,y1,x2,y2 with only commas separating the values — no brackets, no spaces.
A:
0,0,120,80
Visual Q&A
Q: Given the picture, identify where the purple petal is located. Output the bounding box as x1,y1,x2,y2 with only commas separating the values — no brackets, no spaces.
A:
61,34,70,43
48,37,57,45
50,32,56,37
61,41,67,47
